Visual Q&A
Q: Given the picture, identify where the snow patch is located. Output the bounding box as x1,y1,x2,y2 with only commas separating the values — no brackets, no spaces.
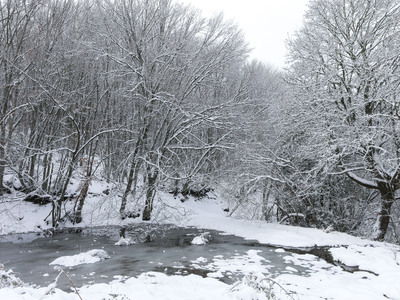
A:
190,250,271,276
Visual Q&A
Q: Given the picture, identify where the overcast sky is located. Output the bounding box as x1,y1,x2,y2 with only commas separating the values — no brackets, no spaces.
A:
177,0,310,68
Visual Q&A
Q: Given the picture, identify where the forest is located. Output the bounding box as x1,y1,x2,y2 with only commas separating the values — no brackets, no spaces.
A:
1,0,400,244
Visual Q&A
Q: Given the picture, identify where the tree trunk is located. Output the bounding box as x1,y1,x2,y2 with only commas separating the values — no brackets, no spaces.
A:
262,183,272,221
42,152,52,192
0,128,5,193
52,162,74,227
73,179,90,224
0,103,7,193
119,159,136,216
375,183,395,241
120,143,141,216
142,170,158,221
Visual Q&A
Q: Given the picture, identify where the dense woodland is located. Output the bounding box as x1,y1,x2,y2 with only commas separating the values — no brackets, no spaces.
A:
1,0,400,243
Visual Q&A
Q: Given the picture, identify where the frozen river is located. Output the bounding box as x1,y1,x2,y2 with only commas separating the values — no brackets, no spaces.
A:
0,224,309,290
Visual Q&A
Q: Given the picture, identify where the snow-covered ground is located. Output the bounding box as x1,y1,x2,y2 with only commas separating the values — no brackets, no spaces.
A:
1,178,400,299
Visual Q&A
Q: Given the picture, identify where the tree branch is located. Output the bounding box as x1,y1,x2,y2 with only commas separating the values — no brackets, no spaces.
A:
345,171,378,189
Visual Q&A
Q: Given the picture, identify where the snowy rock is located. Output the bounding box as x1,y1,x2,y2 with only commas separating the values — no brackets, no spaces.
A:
274,248,285,253
191,232,212,245
191,236,207,245
49,249,110,267
115,237,136,246
4,175,21,190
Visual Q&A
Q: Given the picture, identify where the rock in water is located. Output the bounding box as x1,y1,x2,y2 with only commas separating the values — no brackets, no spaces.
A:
115,237,136,246
191,232,212,245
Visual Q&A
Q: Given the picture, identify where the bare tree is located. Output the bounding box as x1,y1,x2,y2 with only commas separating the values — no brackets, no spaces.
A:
100,0,249,220
0,0,42,193
286,0,400,240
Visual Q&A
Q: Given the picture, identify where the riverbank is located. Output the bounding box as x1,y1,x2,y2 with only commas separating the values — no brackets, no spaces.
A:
1,187,400,299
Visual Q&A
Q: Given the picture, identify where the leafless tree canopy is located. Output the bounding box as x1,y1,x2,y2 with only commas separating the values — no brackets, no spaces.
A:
1,0,400,242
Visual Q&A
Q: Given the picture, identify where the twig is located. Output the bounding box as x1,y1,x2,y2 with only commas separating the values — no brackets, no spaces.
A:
230,274,298,300
54,266,83,300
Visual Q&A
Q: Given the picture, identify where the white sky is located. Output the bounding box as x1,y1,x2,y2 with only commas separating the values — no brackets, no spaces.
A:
177,0,310,68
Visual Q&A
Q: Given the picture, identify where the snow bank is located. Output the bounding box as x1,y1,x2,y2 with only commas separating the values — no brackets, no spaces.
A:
328,245,400,299
0,198,52,235
0,186,388,249
165,194,381,248
330,244,400,275
49,249,110,267
78,272,269,300
0,272,271,300
270,245,400,300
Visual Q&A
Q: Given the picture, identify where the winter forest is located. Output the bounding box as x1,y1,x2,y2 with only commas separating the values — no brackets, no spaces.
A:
2,0,399,241
1,0,400,299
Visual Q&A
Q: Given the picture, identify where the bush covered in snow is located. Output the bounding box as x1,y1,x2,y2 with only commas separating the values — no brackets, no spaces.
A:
231,273,296,300
0,264,24,288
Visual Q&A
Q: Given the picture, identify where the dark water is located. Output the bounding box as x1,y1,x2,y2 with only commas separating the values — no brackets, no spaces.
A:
0,225,306,291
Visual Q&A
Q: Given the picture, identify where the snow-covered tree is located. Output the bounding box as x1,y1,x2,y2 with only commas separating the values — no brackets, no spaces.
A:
0,0,42,193
100,0,249,220
286,0,400,240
